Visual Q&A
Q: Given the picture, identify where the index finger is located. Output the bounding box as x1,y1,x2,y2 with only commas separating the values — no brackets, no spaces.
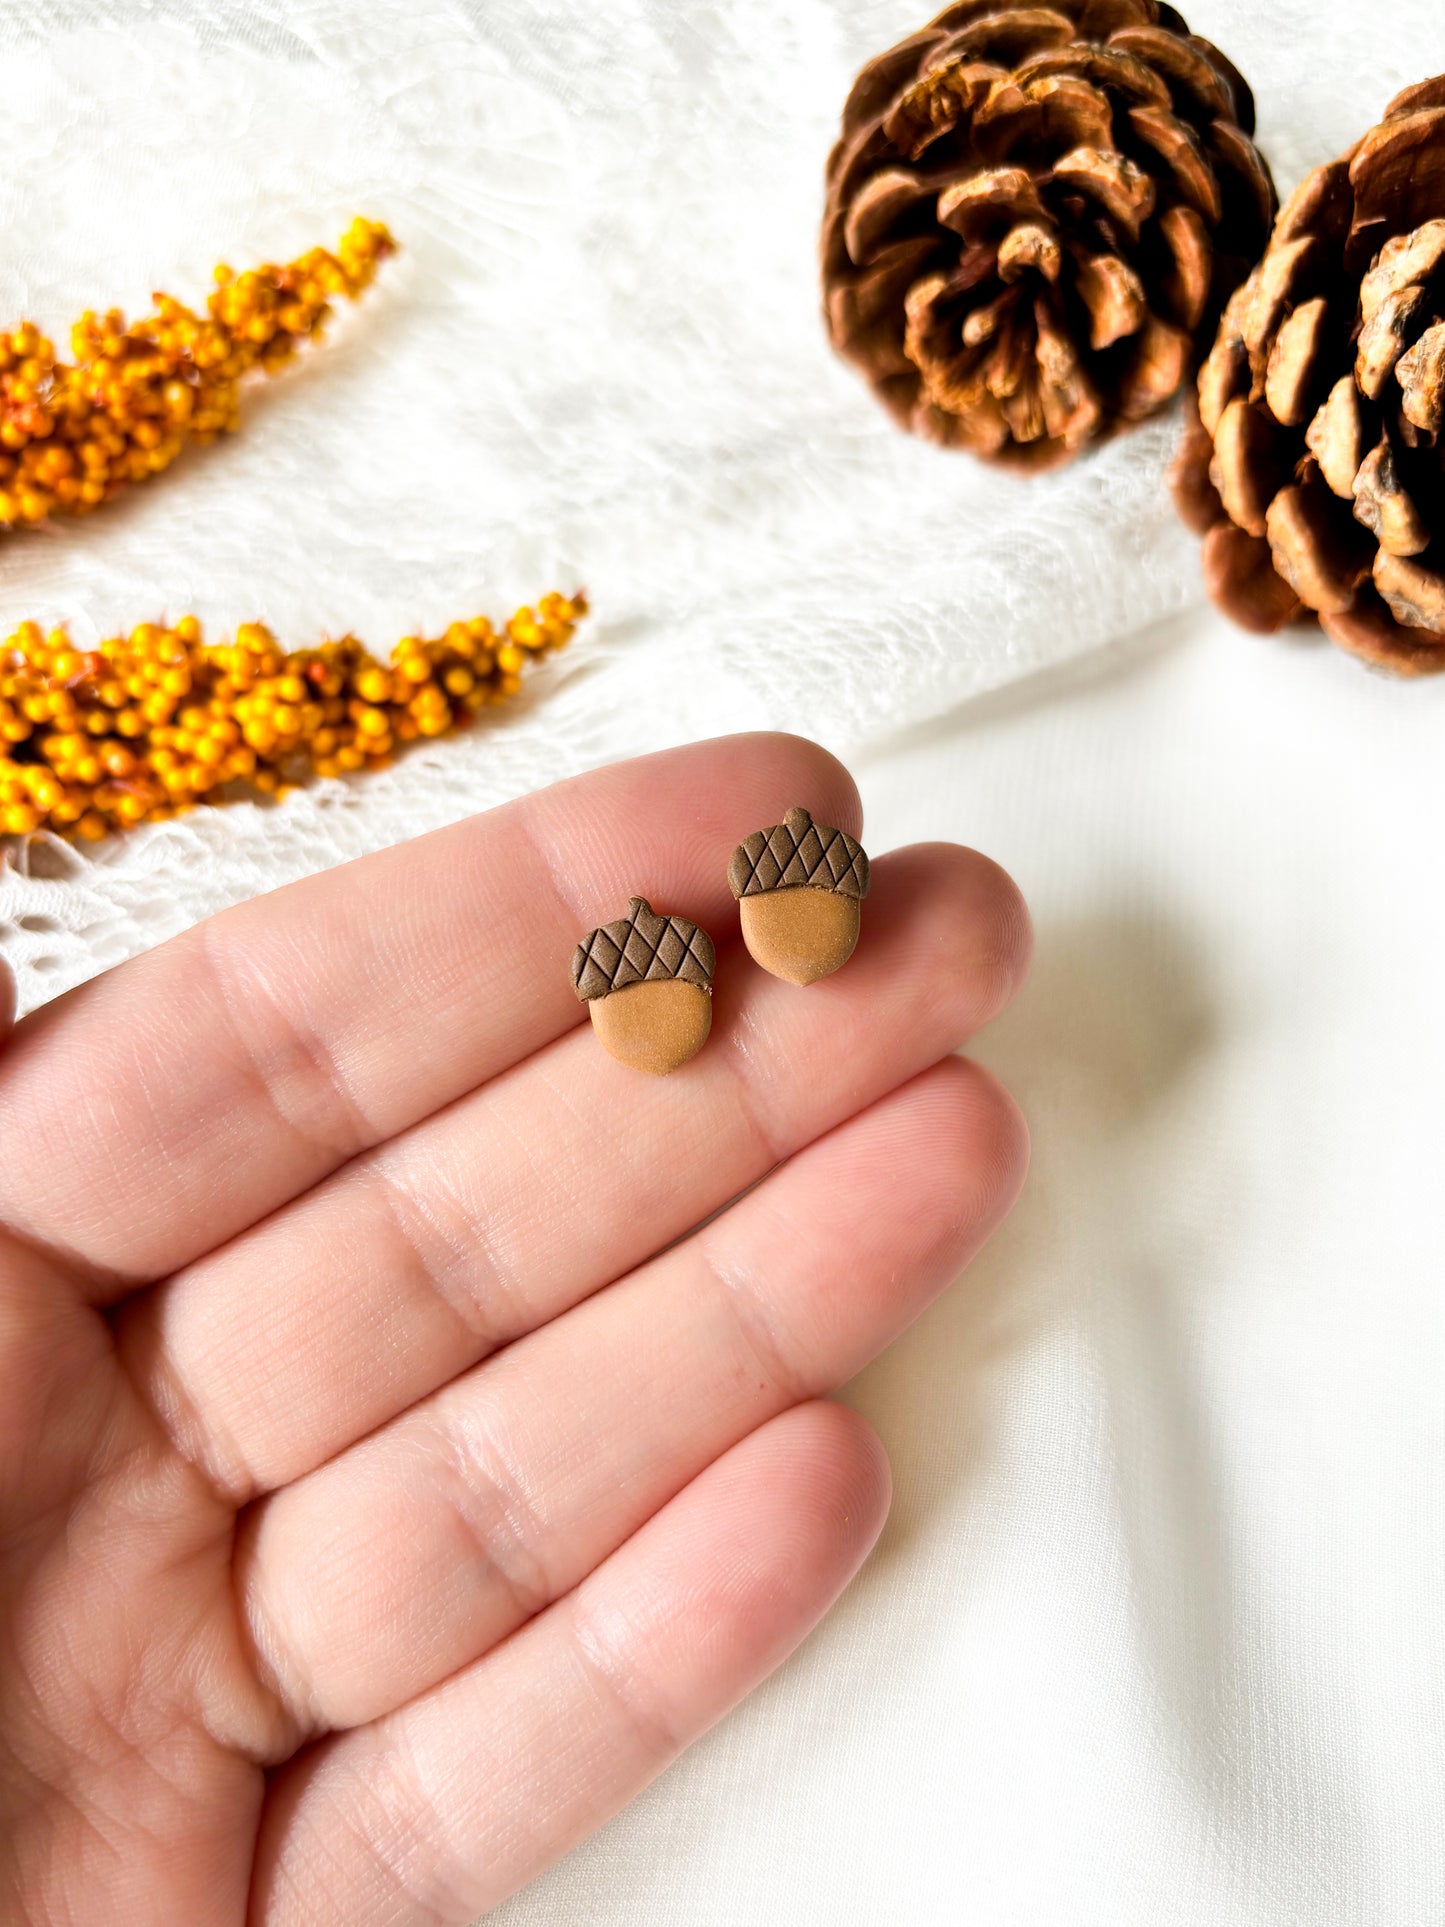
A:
0,735,860,1295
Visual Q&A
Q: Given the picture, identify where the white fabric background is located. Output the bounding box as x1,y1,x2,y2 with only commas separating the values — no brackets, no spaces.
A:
2,1,1444,1921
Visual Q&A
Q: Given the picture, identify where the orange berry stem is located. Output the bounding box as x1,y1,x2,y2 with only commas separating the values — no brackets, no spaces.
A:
0,593,587,841
0,218,396,531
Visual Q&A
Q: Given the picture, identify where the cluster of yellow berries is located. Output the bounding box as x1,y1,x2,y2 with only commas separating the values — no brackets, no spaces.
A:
0,218,395,529
0,593,587,840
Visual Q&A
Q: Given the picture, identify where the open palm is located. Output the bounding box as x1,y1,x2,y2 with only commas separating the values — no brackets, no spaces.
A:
0,735,1029,1925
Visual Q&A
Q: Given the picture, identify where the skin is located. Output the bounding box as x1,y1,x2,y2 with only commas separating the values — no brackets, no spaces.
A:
0,734,1031,1926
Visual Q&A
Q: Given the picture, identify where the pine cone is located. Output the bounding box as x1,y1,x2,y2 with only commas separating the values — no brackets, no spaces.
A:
1170,78,1445,675
821,0,1275,468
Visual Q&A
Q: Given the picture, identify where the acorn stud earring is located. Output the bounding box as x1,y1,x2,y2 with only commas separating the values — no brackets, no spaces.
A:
728,807,870,986
572,897,716,1075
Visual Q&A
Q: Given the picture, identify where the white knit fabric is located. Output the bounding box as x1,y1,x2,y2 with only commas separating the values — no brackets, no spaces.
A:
4,0,1407,1012
3,3,1444,1923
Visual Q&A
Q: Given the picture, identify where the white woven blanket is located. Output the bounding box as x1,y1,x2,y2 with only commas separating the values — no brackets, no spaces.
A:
6,0,1418,1010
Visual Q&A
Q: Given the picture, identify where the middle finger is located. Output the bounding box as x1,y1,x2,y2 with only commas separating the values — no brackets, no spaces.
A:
120,843,1028,1500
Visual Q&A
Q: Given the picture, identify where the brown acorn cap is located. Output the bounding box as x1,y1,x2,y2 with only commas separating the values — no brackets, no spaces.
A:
728,807,870,902
571,897,716,1003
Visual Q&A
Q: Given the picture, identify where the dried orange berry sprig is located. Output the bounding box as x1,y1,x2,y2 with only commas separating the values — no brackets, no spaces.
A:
0,592,587,841
0,218,395,530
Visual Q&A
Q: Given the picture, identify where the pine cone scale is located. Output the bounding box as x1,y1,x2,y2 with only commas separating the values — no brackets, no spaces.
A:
1265,481,1370,615
1262,296,1327,425
1053,147,1156,238
940,169,1043,235
1078,0,1162,29
1359,221,1445,321
1398,322,1445,433
1122,107,1209,224
1348,109,1445,258
1024,46,1171,107
1077,253,1146,347
886,65,1002,162
1119,316,1191,417
823,0,1273,466
1109,27,1232,117
1351,438,1424,555
1304,377,1363,495
933,11,1074,71
985,77,1121,160
1385,78,1445,121
1376,550,1445,629
1187,36,1255,132
1159,204,1212,327
1209,397,1280,535
1202,522,1303,632
841,32,942,135
843,169,939,264
1207,118,1276,236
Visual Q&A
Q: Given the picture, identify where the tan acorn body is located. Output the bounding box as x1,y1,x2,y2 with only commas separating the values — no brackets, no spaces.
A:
589,979,713,1076
738,889,861,987
729,807,871,986
571,897,717,1076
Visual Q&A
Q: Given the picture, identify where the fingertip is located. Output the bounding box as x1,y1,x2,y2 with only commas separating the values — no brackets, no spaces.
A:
658,731,863,859
530,733,863,937
930,1054,1032,1228
802,1399,895,1551
754,733,864,843
858,1058,1029,1284
758,1058,1030,1372
935,844,1033,1010
981,849,1034,998
872,843,1032,1038
739,1400,893,1580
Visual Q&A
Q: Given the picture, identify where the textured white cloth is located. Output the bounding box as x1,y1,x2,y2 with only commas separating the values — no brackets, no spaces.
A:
501,621,1445,1927
3,2,1444,1922
5,0,1406,1014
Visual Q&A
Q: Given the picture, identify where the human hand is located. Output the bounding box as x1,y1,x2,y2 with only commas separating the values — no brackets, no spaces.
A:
0,735,1030,1924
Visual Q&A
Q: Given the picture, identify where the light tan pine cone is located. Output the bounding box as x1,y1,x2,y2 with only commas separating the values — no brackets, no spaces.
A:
1170,77,1445,676
821,0,1275,468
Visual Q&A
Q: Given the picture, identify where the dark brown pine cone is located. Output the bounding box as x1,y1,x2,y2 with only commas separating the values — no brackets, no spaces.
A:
1170,78,1445,676
821,0,1275,468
